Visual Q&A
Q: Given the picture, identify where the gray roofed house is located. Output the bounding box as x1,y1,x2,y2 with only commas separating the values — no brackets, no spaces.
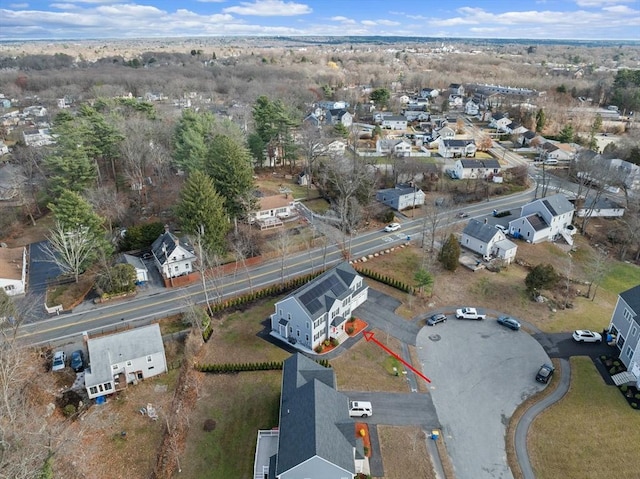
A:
509,194,575,244
460,219,517,263
270,262,368,352
439,138,477,158
151,229,196,280
376,184,426,211
254,353,366,478
607,285,640,388
452,157,501,179
84,323,167,399
576,197,625,218
117,253,149,283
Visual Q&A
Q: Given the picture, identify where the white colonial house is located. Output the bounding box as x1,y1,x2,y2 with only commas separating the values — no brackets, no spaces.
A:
84,324,167,400
451,158,501,179
607,285,640,389
489,112,510,131
254,354,365,479
151,229,196,280
382,115,408,130
508,194,576,244
460,219,517,263
376,184,426,211
376,138,412,157
0,246,27,296
439,139,477,159
270,263,368,352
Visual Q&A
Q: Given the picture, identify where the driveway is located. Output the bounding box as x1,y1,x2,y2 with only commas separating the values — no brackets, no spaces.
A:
416,317,551,479
28,241,64,293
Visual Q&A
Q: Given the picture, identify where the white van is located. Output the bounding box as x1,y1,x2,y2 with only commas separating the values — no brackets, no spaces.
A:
543,159,558,166
349,400,373,418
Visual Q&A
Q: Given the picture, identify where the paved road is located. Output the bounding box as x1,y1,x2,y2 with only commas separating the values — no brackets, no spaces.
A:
17,188,539,346
515,358,571,479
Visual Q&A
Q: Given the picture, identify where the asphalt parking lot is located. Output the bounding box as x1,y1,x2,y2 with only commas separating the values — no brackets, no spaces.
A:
416,315,551,479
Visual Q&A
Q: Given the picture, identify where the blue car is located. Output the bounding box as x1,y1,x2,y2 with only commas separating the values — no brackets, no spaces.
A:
70,350,85,372
497,316,521,331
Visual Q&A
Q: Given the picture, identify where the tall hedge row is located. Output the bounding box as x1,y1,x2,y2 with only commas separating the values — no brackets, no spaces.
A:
195,359,331,374
356,268,415,294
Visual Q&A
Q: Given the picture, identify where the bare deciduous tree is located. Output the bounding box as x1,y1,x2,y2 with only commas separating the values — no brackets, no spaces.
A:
41,222,98,282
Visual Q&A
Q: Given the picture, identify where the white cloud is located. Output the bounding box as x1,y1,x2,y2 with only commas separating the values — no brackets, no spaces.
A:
223,0,311,17
330,16,356,24
376,19,400,26
361,20,376,26
575,0,635,6
8,3,29,7
50,3,79,10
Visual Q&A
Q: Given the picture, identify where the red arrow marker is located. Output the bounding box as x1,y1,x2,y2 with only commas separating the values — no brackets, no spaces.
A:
363,331,431,384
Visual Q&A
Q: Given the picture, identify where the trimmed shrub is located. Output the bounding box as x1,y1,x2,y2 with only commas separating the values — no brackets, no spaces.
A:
63,404,76,417
621,385,628,393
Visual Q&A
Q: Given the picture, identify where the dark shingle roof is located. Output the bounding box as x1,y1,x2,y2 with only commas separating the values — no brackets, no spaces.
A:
525,213,549,231
151,231,195,265
481,159,501,169
443,139,475,148
291,262,362,320
462,219,501,243
276,354,355,476
620,285,640,326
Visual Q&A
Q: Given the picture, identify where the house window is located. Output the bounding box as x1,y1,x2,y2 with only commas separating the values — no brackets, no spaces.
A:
104,383,112,391
112,364,118,370
288,313,291,320
148,366,154,370
632,326,638,337
296,329,300,337
126,360,132,367
306,334,309,342
147,355,152,362
623,308,633,322
626,346,633,358
279,309,283,317
610,325,619,337
90,386,98,395
306,321,310,329
175,265,179,271
617,335,625,349
98,384,103,392
289,326,292,334
182,254,185,259
4,285,14,291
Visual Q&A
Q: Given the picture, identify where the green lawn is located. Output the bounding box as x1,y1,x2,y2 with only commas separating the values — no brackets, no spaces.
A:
179,371,281,479
529,357,640,479
600,262,640,296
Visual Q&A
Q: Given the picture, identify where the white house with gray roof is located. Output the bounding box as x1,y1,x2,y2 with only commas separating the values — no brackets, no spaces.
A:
270,263,368,352
151,229,196,280
607,285,640,388
439,139,477,159
376,185,425,211
452,158,500,179
508,194,575,244
460,219,517,263
84,323,167,399
253,353,366,478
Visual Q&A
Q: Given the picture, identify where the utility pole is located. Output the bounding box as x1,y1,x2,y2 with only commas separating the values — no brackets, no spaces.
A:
197,225,213,317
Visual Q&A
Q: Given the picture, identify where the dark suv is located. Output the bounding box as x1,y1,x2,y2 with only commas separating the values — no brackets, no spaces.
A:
536,364,554,384
427,313,447,326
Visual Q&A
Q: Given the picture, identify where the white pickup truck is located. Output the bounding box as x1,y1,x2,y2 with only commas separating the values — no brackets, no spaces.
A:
455,307,486,320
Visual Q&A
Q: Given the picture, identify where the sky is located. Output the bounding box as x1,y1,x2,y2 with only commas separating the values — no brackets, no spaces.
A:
1,0,639,41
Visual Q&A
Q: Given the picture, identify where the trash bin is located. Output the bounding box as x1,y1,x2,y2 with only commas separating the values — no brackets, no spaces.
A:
431,430,440,441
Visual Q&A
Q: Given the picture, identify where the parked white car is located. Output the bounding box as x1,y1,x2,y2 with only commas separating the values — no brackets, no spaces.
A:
572,330,602,343
455,307,486,320
349,400,373,418
384,223,401,232
52,351,66,371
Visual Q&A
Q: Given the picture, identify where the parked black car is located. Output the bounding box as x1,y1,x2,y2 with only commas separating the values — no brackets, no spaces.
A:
536,364,554,384
70,350,85,372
